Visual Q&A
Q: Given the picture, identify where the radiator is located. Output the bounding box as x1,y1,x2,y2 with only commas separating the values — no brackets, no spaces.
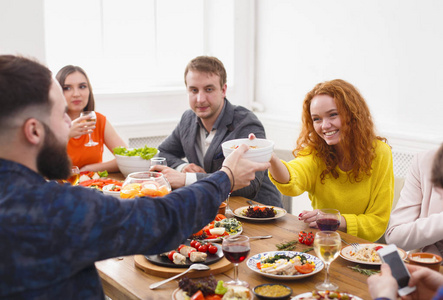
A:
128,136,168,149
392,151,414,178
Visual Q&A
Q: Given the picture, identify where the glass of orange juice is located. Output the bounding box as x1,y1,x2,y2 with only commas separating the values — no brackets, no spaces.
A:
66,166,80,185
120,171,171,199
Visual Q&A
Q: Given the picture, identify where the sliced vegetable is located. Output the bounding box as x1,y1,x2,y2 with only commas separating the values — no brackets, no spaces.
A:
294,263,315,274
190,290,205,300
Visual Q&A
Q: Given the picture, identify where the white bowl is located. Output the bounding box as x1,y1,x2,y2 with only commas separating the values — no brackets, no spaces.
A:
115,155,151,177
102,184,121,198
221,138,274,163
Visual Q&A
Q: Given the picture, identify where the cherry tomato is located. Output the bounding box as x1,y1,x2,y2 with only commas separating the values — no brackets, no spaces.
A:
205,295,222,300
168,250,176,261
177,244,186,252
194,241,201,249
208,244,218,254
215,214,227,221
190,240,197,248
188,249,196,257
198,244,208,252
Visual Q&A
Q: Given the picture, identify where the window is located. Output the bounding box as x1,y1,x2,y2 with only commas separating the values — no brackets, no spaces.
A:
44,0,234,94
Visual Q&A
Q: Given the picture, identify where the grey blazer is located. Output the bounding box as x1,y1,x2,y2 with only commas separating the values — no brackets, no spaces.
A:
158,99,282,207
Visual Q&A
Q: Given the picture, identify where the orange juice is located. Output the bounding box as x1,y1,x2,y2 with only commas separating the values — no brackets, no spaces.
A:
120,181,169,199
67,173,80,185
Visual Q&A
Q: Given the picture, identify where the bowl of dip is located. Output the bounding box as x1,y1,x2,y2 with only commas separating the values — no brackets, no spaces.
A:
253,283,292,300
408,252,442,271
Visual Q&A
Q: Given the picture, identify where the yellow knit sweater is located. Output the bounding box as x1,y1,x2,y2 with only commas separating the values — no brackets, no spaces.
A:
270,140,394,242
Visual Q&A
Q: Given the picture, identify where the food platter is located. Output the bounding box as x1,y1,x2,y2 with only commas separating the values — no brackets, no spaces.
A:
145,241,223,268
202,226,243,242
291,291,363,300
246,251,324,280
233,206,287,221
340,243,407,266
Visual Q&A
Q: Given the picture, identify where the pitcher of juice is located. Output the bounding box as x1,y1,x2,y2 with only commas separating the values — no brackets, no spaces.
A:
120,171,171,199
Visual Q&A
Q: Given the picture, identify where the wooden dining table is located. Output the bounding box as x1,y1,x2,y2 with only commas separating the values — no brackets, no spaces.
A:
95,193,381,300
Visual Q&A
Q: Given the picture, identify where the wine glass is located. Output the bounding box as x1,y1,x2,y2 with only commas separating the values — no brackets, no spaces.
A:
222,235,250,287
225,195,233,217
120,171,171,199
316,208,341,231
313,231,341,291
67,166,80,185
80,111,98,147
150,157,167,167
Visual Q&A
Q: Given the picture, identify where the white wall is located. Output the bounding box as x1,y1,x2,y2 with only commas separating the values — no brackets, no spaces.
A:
255,0,443,152
1,0,442,154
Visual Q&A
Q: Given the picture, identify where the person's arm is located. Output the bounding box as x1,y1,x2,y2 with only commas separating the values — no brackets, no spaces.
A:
61,144,270,262
80,119,127,172
404,264,443,300
268,153,290,183
385,150,443,251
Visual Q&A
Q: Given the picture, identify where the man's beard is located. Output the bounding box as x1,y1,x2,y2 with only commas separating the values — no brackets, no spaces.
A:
36,123,72,180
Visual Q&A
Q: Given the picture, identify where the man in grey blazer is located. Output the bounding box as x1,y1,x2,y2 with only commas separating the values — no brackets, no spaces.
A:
152,56,282,207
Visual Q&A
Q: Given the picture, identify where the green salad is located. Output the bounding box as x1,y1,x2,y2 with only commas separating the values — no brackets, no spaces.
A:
113,146,158,160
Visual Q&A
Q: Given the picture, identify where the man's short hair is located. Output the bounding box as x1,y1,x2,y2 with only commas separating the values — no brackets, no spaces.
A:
0,55,52,127
184,56,227,88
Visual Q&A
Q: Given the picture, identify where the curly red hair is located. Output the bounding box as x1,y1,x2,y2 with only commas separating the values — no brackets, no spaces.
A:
294,79,387,182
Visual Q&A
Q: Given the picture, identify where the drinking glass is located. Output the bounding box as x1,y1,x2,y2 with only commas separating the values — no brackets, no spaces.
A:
67,166,80,185
313,231,341,291
150,157,167,167
120,171,171,199
225,195,233,217
80,111,98,147
316,208,341,231
222,235,250,287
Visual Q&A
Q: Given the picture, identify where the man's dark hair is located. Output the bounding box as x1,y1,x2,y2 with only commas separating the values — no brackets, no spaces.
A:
0,55,53,126
431,144,443,188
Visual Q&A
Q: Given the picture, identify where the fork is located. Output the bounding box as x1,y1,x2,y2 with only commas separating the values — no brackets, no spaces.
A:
341,239,360,252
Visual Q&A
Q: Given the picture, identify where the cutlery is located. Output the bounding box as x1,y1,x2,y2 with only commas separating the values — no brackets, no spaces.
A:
341,239,360,252
248,235,272,240
246,200,258,206
149,263,210,289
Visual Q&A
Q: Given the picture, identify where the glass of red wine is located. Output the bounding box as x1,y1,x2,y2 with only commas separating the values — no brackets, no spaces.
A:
222,235,250,287
316,208,341,231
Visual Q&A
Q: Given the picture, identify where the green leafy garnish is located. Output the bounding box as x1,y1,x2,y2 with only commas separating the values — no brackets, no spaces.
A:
98,170,108,177
113,146,158,160
348,265,380,276
214,280,227,295
276,240,298,250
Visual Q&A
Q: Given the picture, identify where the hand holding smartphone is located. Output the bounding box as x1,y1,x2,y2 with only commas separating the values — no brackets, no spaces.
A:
377,244,416,296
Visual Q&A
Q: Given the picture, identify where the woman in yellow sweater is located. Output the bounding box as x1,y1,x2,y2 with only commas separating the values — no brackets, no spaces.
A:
268,79,394,242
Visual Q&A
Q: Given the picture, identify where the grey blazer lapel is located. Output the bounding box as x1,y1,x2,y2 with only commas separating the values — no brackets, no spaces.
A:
183,114,202,166
204,100,235,172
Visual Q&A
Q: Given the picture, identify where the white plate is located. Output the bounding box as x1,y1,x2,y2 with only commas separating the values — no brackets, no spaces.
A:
246,251,324,280
233,206,287,221
291,291,363,300
340,243,407,265
203,226,243,243
172,287,253,300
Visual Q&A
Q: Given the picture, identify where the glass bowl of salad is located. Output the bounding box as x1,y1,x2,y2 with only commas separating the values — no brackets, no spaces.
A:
120,171,171,199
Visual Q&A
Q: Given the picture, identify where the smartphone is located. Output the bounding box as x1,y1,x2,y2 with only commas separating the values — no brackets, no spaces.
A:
377,244,416,296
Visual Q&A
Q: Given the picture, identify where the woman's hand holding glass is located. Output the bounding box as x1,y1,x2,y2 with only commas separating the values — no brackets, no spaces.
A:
80,111,98,146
